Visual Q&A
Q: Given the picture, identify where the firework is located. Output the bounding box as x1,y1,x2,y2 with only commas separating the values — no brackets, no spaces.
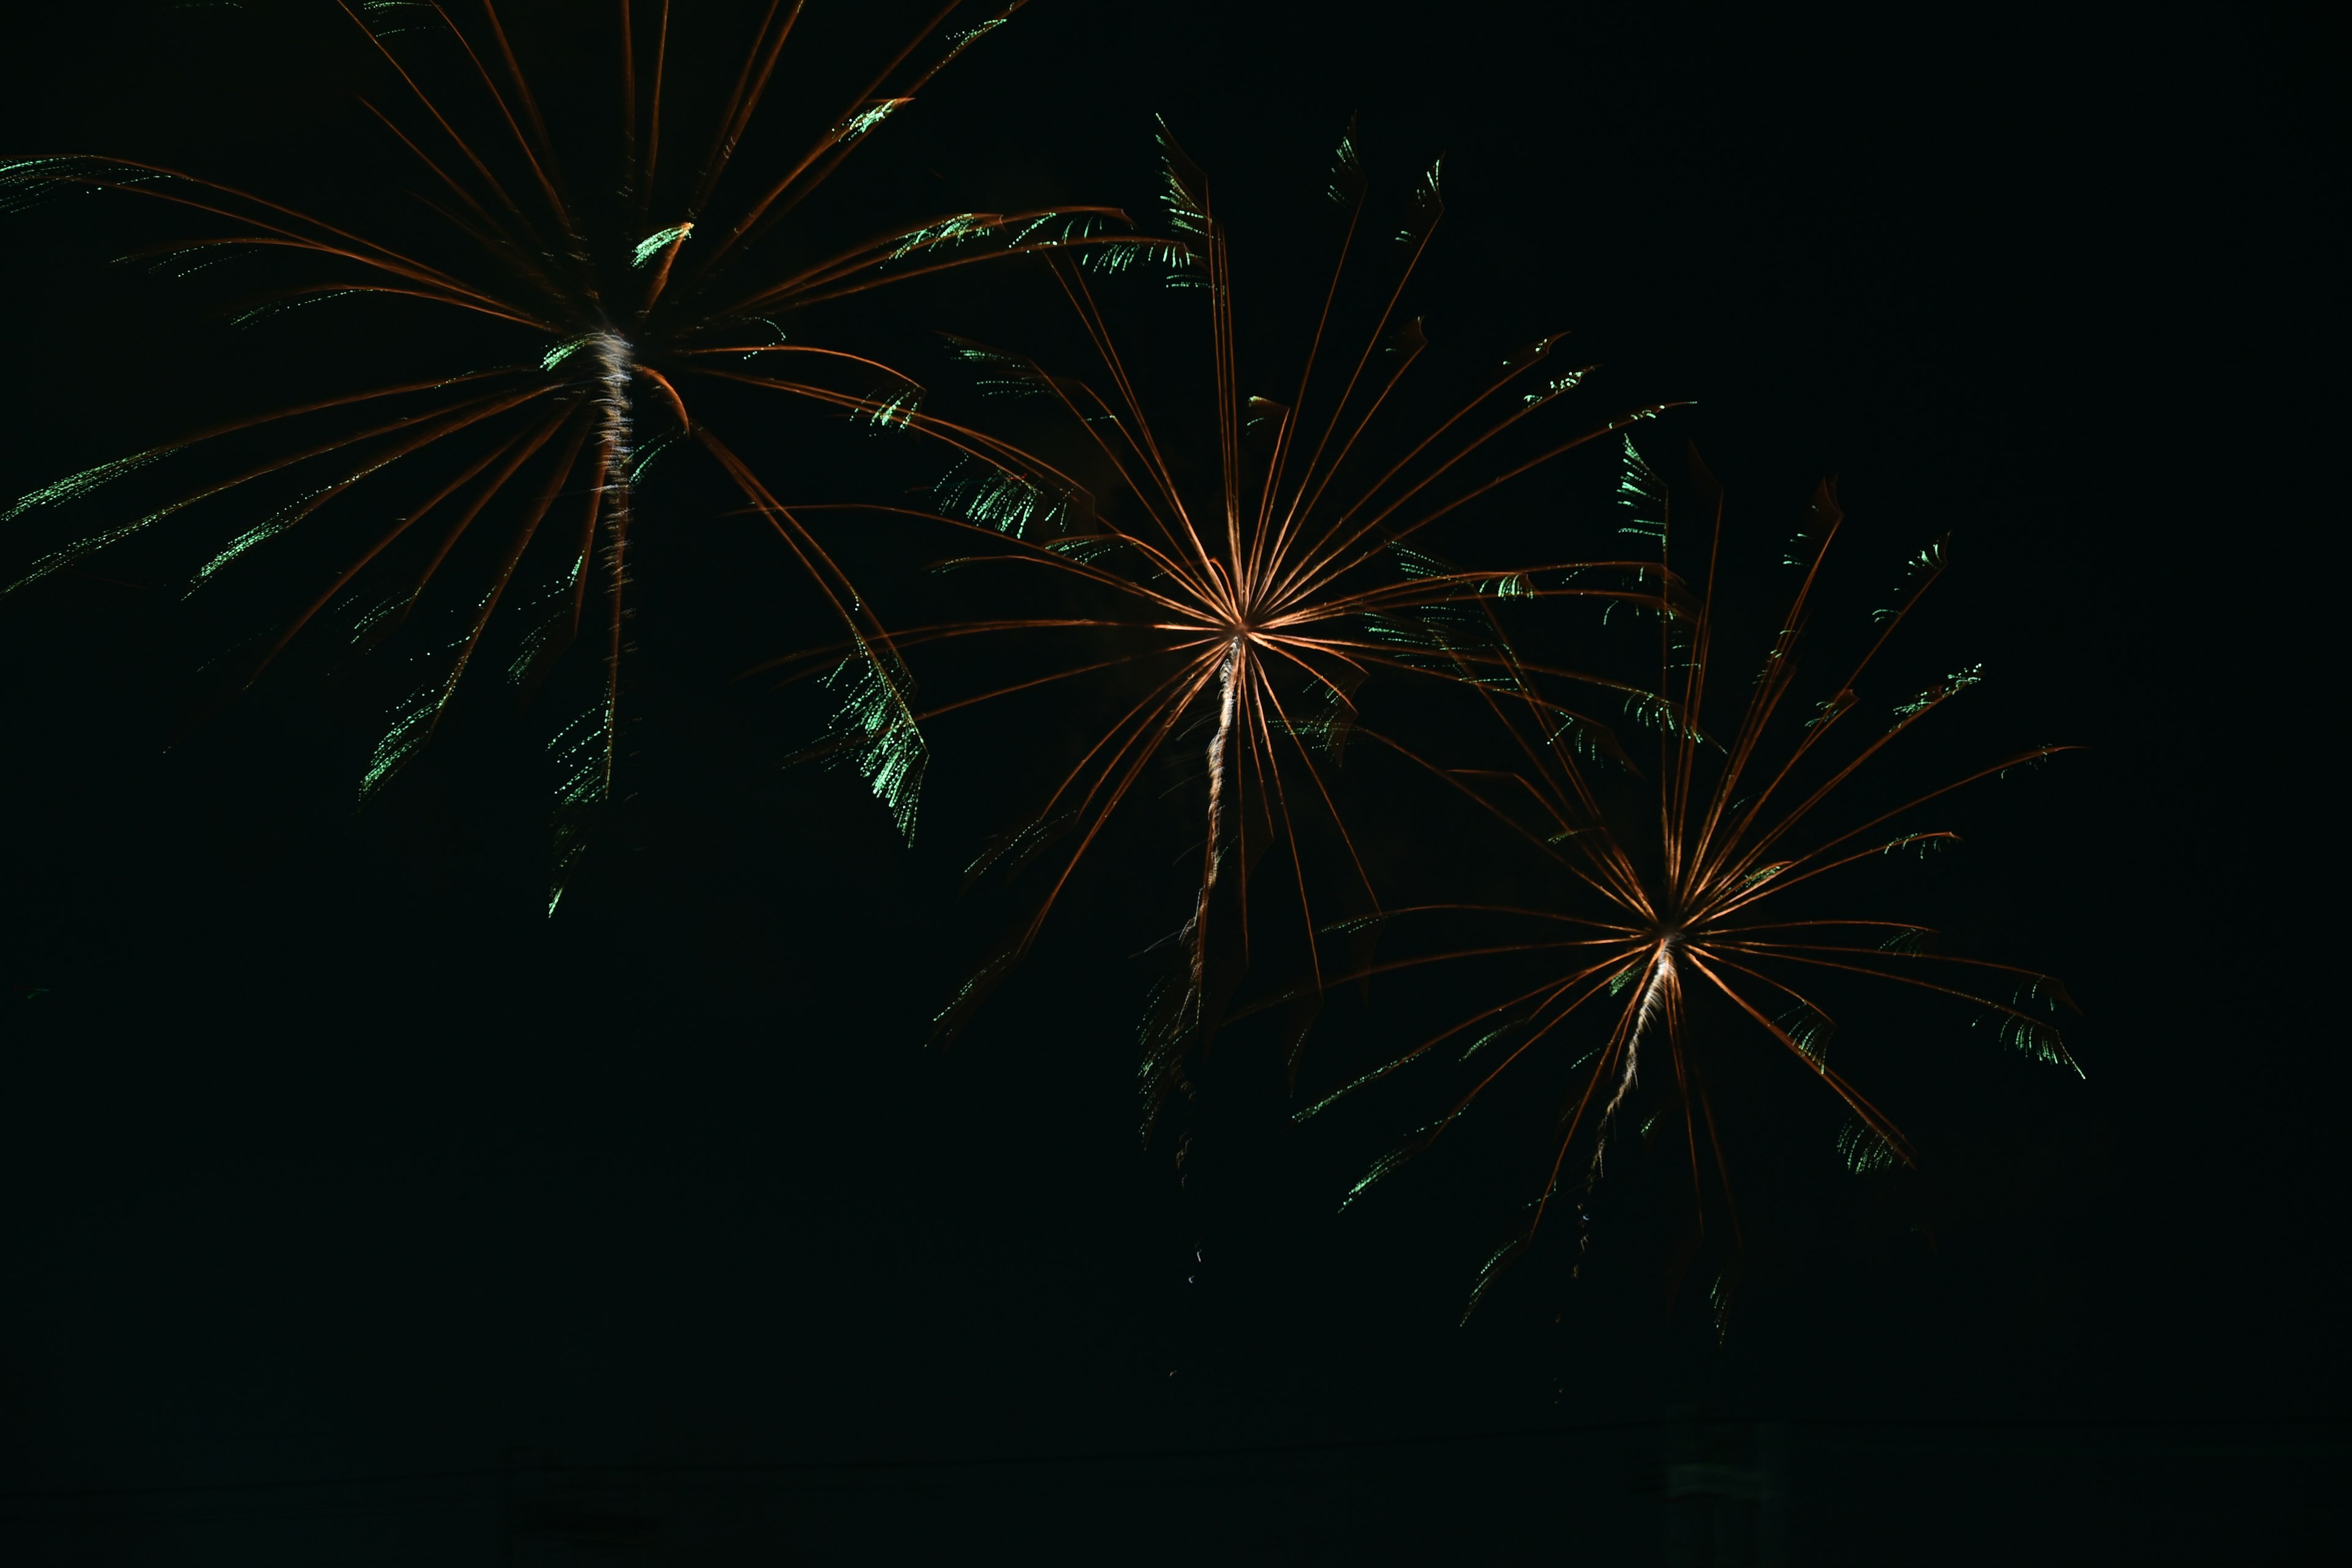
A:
1,0,1147,905
1300,440,2079,1319
756,125,1673,1128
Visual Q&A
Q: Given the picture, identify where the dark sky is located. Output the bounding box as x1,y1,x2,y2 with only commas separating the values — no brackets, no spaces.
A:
0,2,2338,1562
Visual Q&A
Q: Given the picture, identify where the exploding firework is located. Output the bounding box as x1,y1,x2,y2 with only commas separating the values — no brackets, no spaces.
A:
755,126,1673,1128
1298,440,2079,1319
1,0,1147,904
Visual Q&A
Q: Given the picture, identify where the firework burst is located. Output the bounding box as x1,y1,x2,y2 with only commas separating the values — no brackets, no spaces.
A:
1301,440,2080,1319
1,0,1148,903
758,126,1673,1128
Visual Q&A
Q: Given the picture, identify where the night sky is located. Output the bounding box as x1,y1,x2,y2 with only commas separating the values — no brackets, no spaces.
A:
0,2,2337,1563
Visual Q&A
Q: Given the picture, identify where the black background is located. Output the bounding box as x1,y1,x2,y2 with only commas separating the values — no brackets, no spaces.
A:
0,1,2338,1562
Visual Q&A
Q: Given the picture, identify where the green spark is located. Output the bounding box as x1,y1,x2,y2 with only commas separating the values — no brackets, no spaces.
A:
829,99,907,146
4,448,172,523
630,224,692,267
888,214,987,260
1893,664,1985,719
937,462,1063,537
1837,1119,1901,1174
805,642,927,843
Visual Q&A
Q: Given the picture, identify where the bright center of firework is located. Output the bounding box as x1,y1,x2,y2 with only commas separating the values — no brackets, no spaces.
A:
1223,598,1275,638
